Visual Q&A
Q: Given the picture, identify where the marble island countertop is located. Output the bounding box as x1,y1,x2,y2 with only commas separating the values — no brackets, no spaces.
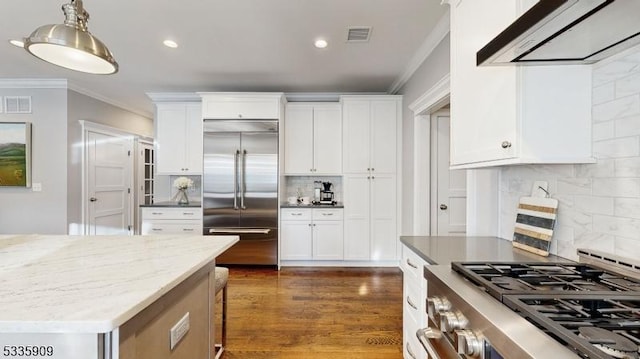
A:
0,234,238,333
401,236,569,265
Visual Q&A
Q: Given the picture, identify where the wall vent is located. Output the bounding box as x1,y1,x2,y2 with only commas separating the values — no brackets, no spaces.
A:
347,26,372,42
5,96,32,114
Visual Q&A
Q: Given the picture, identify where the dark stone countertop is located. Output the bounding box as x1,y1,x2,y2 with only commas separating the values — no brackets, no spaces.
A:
400,236,570,266
140,201,202,208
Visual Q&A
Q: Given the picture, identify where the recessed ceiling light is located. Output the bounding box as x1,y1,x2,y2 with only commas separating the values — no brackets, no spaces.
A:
163,39,178,48
314,39,328,49
9,39,24,48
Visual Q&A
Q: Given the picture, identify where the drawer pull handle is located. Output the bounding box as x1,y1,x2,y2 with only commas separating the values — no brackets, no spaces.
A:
292,213,303,216
406,259,418,269
406,296,418,310
322,213,334,216
209,228,271,234
406,341,417,359
183,212,194,215
152,212,162,215
417,328,443,359
183,228,194,232
152,228,163,231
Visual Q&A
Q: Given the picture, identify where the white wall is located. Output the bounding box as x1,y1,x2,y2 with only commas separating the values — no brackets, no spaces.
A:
0,88,68,234
0,83,152,235
397,34,450,235
499,49,640,260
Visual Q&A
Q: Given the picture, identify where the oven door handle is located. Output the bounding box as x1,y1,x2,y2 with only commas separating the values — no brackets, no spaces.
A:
416,327,443,359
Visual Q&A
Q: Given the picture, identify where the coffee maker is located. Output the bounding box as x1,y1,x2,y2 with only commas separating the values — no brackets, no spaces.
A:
319,181,335,204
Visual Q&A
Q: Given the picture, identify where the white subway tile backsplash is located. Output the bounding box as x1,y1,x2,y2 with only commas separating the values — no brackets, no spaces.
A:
614,115,640,137
573,195,614,215
559,208,592,237
592,121,615,141
616,71,640,98
592,178,640,197
592,94,640,123
556,178,591,195
593,83,615,105
592,137,639,159
593,56,640,87
575,159,614,178
615,157,640,177
573,232,615,256
592,215,640,240
614,198,640,219
614,237,640,258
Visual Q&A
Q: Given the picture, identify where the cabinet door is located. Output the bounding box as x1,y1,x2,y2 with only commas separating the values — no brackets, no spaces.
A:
284,105,314,174
449,0,517,165
156,104,187,174
343,175,370,260
342,100,371,174
370,100,398,174
313,104,342,175
280,221,313,260
184,103,203,174
370,174,397,261
313,220,343,260
202,95,281,119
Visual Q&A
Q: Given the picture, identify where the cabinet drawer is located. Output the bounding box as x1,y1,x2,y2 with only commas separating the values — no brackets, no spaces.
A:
141,207,202,220
280,208,312,221
401,245,426,282
141,221,202,235
312,208,343,221
202,95,281,119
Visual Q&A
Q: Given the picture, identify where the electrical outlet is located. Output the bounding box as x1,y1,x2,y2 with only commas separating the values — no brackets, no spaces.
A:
32,183,42,192
169,312,190,350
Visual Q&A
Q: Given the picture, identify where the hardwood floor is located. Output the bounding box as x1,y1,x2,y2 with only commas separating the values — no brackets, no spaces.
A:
215,267,403,359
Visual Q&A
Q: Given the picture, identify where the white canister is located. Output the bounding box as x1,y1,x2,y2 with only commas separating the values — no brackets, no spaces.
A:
288,196,298,205
300,197,311,205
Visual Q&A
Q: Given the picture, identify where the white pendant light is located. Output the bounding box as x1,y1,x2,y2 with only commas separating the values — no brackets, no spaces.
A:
24,0,118,75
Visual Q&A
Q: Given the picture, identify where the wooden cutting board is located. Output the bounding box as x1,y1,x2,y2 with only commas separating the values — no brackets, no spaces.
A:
512,196,559,257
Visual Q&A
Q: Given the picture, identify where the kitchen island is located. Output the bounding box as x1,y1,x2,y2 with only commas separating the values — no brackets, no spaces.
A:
0,234,238,359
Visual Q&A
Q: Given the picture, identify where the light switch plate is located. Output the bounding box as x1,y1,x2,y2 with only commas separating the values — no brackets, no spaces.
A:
169,312,190,350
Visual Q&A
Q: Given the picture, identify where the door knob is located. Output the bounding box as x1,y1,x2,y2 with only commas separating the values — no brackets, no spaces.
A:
440,204,448,210
501,141,512,149
90,197,98,202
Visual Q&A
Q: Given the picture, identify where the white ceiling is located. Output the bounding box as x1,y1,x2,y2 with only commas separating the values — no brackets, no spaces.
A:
0,0,447,117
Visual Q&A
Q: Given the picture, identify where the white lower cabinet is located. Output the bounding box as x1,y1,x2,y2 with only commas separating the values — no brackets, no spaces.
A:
401,244,428,359
280,208,344,260
140,207,203,235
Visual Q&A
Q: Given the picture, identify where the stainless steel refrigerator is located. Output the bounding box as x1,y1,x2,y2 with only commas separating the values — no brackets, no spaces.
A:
203,120,278,265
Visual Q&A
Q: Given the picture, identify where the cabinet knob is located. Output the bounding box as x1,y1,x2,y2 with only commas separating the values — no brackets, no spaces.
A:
440,204,448,210
367,168,371,171
371,168,375,171
238,114,243,118
90,197,97,202
501,141,512,149
371,176,375,180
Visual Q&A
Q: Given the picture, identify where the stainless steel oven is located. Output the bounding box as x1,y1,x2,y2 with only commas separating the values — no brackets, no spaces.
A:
418,265,580,359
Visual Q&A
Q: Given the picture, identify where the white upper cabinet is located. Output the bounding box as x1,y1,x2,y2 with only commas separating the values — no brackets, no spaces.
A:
342,96,401,174
200,93,283,119
155,102,203,175
284,103,342,175
449,0,593,169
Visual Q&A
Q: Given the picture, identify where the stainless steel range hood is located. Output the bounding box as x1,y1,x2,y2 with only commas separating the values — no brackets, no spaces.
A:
477,0,640,66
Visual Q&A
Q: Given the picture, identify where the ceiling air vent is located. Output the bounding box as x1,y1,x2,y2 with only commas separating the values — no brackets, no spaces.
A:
347,26,371,42
5,96,32,114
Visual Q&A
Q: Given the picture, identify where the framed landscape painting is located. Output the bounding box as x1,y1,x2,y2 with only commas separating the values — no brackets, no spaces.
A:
0,122,31,187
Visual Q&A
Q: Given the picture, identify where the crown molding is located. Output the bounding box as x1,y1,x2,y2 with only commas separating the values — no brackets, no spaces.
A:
147,92,202,103
388,11,450,94
68,83,151,118
0,79,68,89
408,74,450,114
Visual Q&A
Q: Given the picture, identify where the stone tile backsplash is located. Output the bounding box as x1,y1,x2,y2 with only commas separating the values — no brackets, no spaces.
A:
284,176,342,203
499,48,640,261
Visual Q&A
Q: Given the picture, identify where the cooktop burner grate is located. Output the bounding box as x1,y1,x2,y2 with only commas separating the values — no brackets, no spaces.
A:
452,262,640,301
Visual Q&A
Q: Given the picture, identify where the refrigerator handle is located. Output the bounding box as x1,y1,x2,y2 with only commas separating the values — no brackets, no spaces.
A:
241,149,247,209
234,150,240,210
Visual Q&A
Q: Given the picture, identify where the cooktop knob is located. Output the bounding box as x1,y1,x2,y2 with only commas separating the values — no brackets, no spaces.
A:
427,296,451,319
455,330,483,357
440,311,468,333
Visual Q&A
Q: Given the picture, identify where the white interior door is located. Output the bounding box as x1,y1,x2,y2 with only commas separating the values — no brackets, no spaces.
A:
87,131,133,235
432,112,467,235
